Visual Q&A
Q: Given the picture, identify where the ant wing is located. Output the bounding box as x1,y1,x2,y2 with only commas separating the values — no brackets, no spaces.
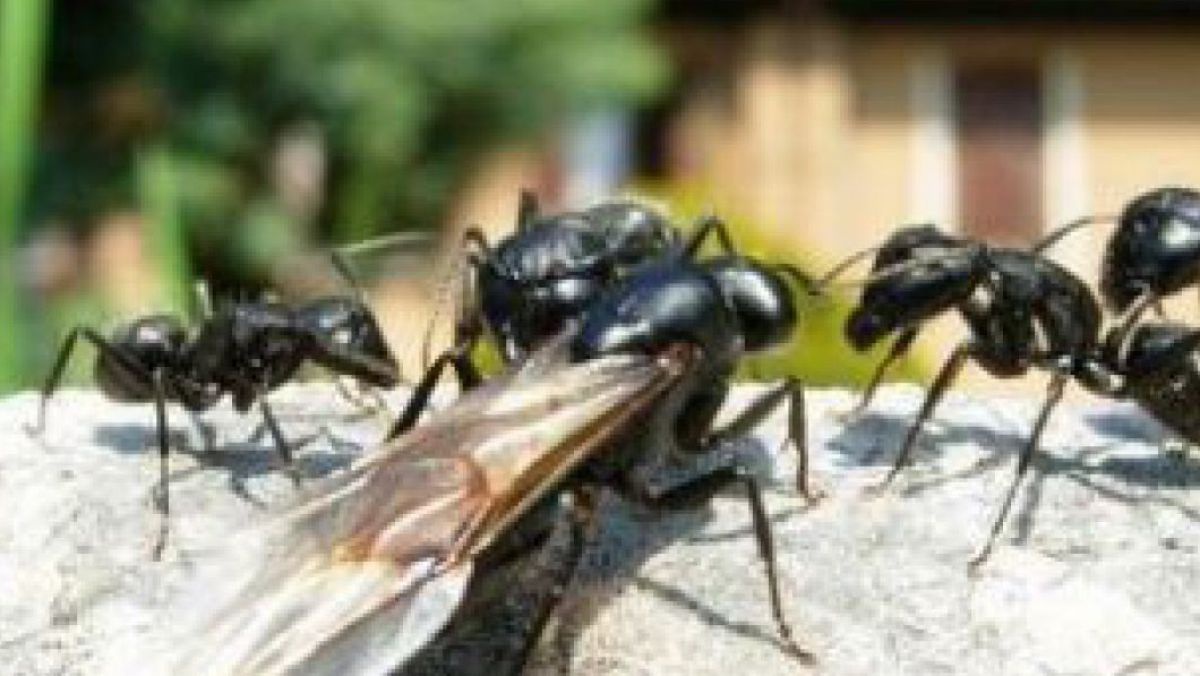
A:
160,342,691,676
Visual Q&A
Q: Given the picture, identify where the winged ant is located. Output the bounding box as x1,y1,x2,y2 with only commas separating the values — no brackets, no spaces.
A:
163,215,820,674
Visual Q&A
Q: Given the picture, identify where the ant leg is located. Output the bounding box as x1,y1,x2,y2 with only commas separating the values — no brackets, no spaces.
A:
616,458,812,663
387,345,482,440
843,327,920,419
1029,214,1110,254
329,249,365,302
326,374,391,417
33,328,85,434
1109,289,1159,360
32,327,152,434
150,369,172,560
255,389,303,486
969,373,1068,570
878,342,974,489
329,230,436,303
681,213,737,258
710,377,816,501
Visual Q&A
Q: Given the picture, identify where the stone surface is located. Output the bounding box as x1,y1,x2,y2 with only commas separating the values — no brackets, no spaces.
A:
1,383,1199,675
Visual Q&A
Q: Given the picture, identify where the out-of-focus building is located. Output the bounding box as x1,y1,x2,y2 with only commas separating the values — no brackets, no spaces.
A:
451,0,1200,392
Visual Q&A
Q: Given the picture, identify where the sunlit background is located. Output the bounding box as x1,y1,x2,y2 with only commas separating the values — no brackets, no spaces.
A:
6,0,1200,394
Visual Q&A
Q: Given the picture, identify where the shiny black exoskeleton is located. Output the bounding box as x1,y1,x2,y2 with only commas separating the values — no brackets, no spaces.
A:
468,193,682,363
32,295,399,558
572,256,803,468
829,224,1114,566
1092,323,1200,443
391,192,743,438
404,246,817,674
1100,187,1200,316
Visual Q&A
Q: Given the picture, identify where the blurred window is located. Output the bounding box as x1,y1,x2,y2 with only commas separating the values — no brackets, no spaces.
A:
956,64,1043,246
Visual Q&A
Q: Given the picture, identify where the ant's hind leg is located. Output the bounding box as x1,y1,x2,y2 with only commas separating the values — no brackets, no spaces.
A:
32,327,150,434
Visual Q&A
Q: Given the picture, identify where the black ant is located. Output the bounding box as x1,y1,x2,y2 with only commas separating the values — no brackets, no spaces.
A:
821,222,1120,566
29,268,400,558
1034,187,1200,341
341,191,751,440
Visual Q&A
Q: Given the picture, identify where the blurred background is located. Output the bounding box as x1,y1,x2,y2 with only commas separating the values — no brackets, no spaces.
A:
6,0,1200,395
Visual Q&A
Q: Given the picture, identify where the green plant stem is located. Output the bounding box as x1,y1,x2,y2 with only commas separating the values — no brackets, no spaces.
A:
0,0,50,389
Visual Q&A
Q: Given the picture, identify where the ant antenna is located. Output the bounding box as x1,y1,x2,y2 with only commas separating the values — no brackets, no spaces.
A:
812,246,984,293
419,228,492,370
330,249,365,302
331,230,436,302
814,245,886,289
1029,214,1118,254
772,263,821,297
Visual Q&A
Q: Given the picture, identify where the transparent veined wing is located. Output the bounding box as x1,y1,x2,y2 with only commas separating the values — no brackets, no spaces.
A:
158,342,692,676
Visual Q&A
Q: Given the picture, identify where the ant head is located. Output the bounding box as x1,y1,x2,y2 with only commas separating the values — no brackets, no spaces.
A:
583,199,673,265
1101,186,1200,311
844,228,985,351
571,261,739,365
705,257,798,354
298,297,397,383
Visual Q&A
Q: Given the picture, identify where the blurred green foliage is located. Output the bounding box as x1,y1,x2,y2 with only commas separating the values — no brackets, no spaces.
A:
8,0,666,388
38,0,666,282
0,0,50,388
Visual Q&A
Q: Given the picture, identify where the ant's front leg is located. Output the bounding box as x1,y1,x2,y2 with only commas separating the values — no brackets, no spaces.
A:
840,327,920,421
709,377,816,501
875,341,976,490
1107,288,1160,359
388,341,483,440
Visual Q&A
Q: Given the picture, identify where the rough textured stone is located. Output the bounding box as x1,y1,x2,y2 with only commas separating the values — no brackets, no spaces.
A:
1,383,1198,675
